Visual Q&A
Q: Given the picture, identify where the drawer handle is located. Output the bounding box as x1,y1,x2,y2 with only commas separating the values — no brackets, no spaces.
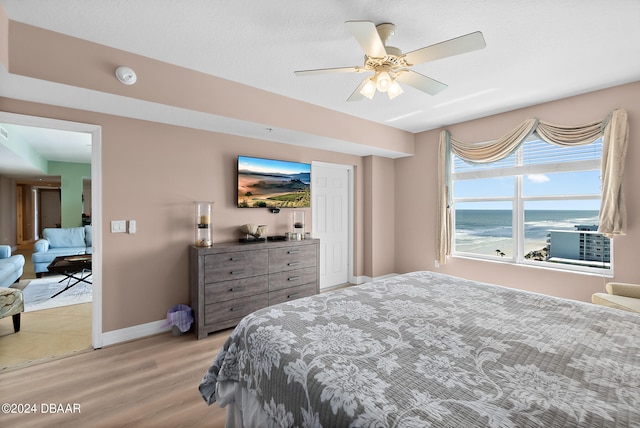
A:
230,256,245,261
229,286,245,292
287,250,300,254
230,269,246,275
287,293,300,299
230,306,246,312
288,276,301,281
287,261,301,266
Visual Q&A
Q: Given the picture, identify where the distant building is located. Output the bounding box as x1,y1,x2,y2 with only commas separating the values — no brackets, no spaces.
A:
546,225,610,268
574,224,598,231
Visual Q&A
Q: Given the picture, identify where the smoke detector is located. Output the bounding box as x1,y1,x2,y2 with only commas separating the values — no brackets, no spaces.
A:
115,66,137,85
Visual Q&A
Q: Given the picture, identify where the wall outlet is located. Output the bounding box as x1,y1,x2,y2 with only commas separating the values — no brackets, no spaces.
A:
434,260,440,268
128,220,136,234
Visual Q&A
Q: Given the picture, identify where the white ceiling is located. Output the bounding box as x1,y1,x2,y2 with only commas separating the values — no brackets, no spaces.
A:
0,121,91,177
1,0,639,175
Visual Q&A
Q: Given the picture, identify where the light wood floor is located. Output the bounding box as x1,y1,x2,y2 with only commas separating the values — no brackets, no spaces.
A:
0,329,230,427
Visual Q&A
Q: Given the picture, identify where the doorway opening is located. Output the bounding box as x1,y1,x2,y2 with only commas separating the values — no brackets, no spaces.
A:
0,112,102,370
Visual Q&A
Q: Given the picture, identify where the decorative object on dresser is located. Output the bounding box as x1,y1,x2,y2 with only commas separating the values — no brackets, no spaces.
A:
289,210,305,240
189,239,319,339
238,224,268,243
292,210,305,231
194,201,214,247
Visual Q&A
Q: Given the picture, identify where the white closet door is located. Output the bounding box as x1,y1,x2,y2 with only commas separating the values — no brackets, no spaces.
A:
312,162,352,289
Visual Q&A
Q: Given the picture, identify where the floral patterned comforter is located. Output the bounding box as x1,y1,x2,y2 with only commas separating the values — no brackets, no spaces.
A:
200,271,640,427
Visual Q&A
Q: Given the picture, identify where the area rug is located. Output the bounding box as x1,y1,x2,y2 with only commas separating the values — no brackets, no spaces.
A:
21,275,92,312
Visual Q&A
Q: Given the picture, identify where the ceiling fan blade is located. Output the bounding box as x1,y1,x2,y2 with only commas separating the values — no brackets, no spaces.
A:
347,78,369,102
344,21,387,58
396,70,447,95
294,66,363,76
404,31,486,65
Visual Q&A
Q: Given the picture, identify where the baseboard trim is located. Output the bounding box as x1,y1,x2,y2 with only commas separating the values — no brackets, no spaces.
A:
101,319,171,347
377,273,400,280
352,273,399,285
352,275,371,284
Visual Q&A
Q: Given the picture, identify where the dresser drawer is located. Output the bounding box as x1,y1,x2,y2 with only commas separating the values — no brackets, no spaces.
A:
269,283,316,306
269,267,317,292
269,245,317,272
204,249,268,283
204,292,268,325
205,275,268,304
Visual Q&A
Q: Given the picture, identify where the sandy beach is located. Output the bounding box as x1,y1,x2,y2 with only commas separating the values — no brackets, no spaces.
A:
456,238,547,258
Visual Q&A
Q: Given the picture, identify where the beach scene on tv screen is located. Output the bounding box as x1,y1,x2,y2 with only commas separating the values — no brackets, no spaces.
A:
238,156,311,208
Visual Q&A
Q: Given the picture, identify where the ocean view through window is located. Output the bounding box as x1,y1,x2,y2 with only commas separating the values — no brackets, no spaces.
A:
452,135,611,273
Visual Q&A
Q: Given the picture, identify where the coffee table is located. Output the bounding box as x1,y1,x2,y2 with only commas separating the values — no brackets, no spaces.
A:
47,254,92,298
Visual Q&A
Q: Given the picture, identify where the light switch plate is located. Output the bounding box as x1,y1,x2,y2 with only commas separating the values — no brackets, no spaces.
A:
111,220,126,233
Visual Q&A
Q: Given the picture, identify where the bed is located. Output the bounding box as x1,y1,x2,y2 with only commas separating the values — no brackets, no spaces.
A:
199,271,640,427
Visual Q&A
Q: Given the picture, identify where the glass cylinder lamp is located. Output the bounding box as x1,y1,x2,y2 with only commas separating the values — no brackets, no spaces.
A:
292,210,305,239
195,201,214,247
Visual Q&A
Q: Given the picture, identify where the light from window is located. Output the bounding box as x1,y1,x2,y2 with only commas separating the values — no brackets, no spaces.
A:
451,135,611,273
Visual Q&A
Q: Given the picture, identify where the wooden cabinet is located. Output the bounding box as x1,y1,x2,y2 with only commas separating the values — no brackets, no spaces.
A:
189,239,319,339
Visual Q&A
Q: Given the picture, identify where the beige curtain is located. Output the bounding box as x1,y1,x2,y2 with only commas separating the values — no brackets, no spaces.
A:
436,131,451,265
437,109,628,265
599,109,629,236
449,118,538,163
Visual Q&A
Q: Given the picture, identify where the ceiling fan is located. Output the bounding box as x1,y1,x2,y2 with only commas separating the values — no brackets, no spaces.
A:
294,21,486,101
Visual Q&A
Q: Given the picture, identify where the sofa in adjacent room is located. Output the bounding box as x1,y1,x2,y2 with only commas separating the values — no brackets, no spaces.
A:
0,245,25,287
32,226,92,276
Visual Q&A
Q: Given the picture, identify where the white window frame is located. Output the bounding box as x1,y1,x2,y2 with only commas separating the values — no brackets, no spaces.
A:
451,137,612,276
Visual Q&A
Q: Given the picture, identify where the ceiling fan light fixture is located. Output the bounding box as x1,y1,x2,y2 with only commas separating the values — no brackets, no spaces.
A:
295,21,486,102
387,80,404,99
376,71,391,92
360,78,377,99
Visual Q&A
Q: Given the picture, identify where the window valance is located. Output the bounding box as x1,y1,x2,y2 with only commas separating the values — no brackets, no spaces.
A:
437,109,628,265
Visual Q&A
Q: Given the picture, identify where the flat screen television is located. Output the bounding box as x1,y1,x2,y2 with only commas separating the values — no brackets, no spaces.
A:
237,155,311,208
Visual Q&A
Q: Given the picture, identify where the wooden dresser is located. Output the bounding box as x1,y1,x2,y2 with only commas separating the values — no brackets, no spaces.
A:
189,239,319,339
